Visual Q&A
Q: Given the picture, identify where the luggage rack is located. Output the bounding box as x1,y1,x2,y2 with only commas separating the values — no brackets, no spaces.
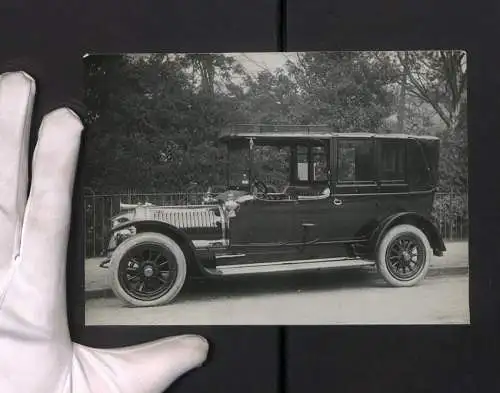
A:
219,124,334,141
221,124,331,135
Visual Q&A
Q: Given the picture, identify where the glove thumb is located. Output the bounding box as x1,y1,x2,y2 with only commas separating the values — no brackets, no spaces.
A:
72,334,209,393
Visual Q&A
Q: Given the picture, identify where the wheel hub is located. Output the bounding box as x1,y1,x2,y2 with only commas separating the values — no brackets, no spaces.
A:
401,251,411,262
143,264,155,277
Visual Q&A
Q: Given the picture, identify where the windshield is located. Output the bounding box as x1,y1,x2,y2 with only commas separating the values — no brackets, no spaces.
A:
224,144,250,190
224,142,291,192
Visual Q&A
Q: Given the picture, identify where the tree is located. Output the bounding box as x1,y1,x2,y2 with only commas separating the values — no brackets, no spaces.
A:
237,68,300,124
83,53,246,193
283,51,398,131
397,51,467,132
83,51,467,198
83,54,141,123
180,54,245,95
395,51,468,193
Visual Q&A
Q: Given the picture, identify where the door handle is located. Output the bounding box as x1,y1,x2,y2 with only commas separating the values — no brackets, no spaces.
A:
333,198,343,206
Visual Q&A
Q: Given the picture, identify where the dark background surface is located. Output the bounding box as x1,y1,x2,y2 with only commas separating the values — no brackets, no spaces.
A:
0,0,499,392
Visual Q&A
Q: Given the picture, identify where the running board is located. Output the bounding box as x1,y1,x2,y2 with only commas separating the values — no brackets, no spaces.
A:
208,257,375,276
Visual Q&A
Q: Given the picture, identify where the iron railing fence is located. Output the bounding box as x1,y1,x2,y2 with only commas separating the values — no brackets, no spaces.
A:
432,190,469,243
84,192,207,258
84,191,468,258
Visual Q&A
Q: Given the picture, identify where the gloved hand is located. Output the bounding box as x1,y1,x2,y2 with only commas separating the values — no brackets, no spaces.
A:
0,71,209,393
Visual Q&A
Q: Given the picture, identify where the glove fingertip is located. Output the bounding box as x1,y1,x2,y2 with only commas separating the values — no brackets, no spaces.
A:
175,334,210,368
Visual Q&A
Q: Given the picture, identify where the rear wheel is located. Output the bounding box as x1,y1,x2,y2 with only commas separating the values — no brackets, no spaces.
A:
376,224,431,287
109,232,187,307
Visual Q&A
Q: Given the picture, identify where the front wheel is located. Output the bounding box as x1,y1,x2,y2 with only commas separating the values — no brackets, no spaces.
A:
376,224,432,287
108,232,187,307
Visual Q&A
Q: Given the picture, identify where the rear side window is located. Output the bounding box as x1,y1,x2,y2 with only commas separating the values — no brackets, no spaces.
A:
337,140,375,183
379,140,406,182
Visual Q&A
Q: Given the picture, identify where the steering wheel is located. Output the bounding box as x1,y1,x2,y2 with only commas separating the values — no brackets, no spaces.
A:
253,179,268,194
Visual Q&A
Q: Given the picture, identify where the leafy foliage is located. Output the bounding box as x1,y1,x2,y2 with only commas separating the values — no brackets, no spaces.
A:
285,52,398,130
83,52,467,203
387,51,468,194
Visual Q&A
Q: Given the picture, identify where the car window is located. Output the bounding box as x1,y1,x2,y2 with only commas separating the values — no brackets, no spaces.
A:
312,146,328,181
252,144,291,188
380,140,406,182
337,140,374,183
296,145,309,181
295,143,329,183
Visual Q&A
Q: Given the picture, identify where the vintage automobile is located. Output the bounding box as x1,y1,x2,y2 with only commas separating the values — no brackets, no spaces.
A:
101,124,446,307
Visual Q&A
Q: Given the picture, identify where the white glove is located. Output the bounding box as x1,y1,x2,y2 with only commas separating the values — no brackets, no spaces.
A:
0,71,209,393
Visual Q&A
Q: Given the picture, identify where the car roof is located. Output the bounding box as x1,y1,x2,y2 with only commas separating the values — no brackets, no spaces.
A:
218,125,439,142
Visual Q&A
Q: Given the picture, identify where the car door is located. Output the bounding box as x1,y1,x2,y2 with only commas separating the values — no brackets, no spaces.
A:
292,138,379,260
292,142,337,243
292,137,381,245
329,137,380,240
226,142,297,248
228,196,297,246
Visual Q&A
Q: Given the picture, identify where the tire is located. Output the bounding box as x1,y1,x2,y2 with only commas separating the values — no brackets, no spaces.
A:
108,232,187,307
376,224,432,287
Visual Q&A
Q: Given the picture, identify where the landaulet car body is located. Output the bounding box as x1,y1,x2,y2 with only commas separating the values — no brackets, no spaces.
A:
100,124,446,307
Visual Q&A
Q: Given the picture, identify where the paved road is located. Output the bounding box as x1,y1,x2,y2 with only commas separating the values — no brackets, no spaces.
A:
85,268,469,325
85,241,469,293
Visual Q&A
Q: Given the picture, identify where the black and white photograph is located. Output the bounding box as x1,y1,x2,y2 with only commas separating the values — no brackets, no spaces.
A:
83,51,469,325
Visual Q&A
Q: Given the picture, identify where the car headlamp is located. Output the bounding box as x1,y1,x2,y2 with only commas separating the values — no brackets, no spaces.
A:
111,213,132,229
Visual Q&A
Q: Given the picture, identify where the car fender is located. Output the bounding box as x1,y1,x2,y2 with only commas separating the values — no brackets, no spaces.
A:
370,212,446,257
109,219,205,276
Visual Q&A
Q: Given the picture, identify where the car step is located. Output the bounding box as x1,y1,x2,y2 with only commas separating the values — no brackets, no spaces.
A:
211,257,375,276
